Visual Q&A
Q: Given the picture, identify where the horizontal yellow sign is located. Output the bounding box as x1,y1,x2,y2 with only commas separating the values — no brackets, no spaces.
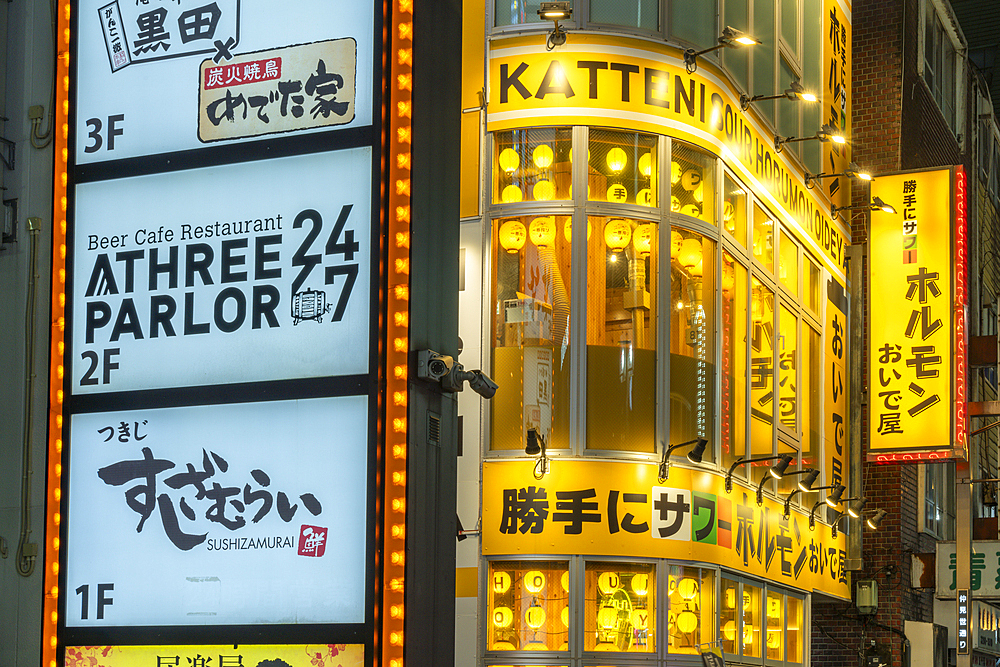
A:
868,169,956,459
483,460,850,600
65,644,364,667
487,34,851,278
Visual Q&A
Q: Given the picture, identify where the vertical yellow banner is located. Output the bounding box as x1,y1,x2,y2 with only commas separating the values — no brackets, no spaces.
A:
822,0,852,212
825,281,848,487
868,169,955,460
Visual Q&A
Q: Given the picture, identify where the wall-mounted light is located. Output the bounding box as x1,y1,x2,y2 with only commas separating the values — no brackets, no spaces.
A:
756,463,813,506
774,124,846,154
847,497,867,518
740,80,817,111
683,26,759,74
724,454,794,493
830,500,887,538
537,1,572,50
804,161,872,189
783,482,836,519
657,438,708,482
825,484,846,507
831,195,897,218
526,428,550,480
866,509,888,530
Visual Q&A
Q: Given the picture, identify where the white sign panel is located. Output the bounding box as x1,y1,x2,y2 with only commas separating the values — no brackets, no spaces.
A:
66,396,368,626
72,148,371,393
77,0,374,163
936,541,1000,598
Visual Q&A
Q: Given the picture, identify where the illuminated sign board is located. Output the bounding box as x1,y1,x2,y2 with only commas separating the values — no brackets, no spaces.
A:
76,0,374,163
482,460,851,600
72,148,371,393
868,168,965,461
65,644,365,666
65,396,368,626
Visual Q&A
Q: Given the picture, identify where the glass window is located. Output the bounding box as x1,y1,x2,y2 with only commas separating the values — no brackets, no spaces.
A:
584,562,656,652
591,0,657,31
494,0,556,26
670,0,715,49
723,0,751,93
753,0,776,126
766,591,785,661
670,230,717,447
778,303,798,435
722,252,749,474
494,128,573,204
804,255,820,313
724,173,748,247
742,581,763,658
923,2,958,133
588,129,658,207
671,142,716,225
779,230,798,296
491,215,572,451
787,595,804,663
923,461,956,539
488,560,570,651
753,203,775,272
720,578,740,657
749,278,775,468
802,324,821,472
587,216,658,452
668,566,715,654
780,0,798,56
777,58,800,158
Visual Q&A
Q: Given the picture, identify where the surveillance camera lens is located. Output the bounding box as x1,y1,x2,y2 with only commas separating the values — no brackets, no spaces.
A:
428,360,447,375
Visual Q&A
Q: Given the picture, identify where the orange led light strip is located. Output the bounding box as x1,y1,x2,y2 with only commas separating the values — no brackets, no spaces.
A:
45,1,72,666
382,0,412,665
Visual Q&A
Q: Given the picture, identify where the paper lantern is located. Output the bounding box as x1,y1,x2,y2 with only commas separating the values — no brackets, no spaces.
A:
693,180,704,203
498,148,519,173
681,167,702,191
606,183,628,202
767,629,781,649
498,220,526,254
681,203,702,218
492,570,513,594
671,230,683,256
561,571,570,592
676,610,699,634
491,641,515,651
725,587,736,609
597,605,619,629
723,620,737,641
632,224,653,257
638,151,653,177
724,200,736,233
561,605,569,627
671,161,682,184
631,608,649,629
679,238,702,270
743,590,753,611
744,624,754,645
533,144,553,168
637,188,653,206
631,572,649,596
524,570,546,593
604,220,632,252
525,605,546,628
562,217,592,242
767,597,781,619
677,577,699,600
501,185,523,203
597,571,621,595
529,217,556,248
492,606,513,628
606,147,627,172
533,179,555,201
671,195,681,212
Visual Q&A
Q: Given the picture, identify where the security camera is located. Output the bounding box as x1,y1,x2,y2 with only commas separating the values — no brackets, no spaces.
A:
464,370,499,399
417,349,454,381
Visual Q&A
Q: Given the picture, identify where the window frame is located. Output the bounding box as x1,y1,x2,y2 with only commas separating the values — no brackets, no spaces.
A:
918,0,966,139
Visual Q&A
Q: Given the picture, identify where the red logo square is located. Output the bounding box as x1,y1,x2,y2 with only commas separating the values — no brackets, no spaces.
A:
298,525,328,557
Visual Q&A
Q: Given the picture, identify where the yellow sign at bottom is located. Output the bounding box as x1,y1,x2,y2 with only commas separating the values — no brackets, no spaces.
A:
65,644,364,667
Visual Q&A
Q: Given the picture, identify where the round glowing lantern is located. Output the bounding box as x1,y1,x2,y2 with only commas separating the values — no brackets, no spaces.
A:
681,167,702,192
603,220,632,253
501,185,523,203
676,610,699,634
632,224,653,258
524,570,546,593
597,571,621,595
679,238,702,271
529,217,556,248
523,642,548,651
677,577,699,600
498,220,526,254
725,587,736,609
744,623,755,645
681,203,702,218
631,572,649,596
606,183,628,202
631,609,649,629
606,147,627,172
671,230,684,256
559,642,569,651
671,195,681,212
743,590,753,612
561,571,570,592
638,152,653,178
637,188,653,206
671,161,682,184
767,629,781,649
533,144,554,168
561,605,569,627
767,597,781,619
693,180,704,203
498,148,519,173
723,620,737,641
563,217,592,242
492,606,514,628
493,571,512,594
533,179,555,201
525,605,546,628
491,641,515,651
597,605,619,629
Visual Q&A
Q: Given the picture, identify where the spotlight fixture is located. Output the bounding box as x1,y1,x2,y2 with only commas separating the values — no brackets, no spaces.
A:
797,469,821,492
847,497,868,518
756,464,813,506
740,80,817,111
683,26,759,74
537,1,572,50
785,483,837,520
724,454,795,493
774,124,846,154
831,195,897,218
831,502,887,538
658,438,709,482
866,509,888,530
804,162,873,189
825,484,847,508
525,428,550,480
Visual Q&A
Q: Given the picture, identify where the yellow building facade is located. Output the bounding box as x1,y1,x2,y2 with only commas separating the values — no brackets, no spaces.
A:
458,1,855,664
